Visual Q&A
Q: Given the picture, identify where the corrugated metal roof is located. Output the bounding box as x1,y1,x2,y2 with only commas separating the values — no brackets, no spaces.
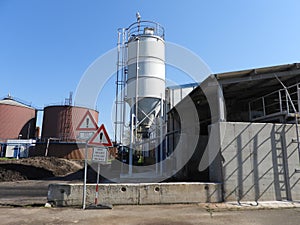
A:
0,98,35,109
214,62,300,80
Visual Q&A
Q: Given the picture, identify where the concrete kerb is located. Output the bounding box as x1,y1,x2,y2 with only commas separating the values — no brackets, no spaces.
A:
47,182,222,207
198,201,300,211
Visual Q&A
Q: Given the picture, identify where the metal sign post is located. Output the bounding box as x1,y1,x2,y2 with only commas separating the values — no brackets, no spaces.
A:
76,113,98,210
95,162,101,205
82,141,88,210
92,147,107,205
82,124,112,210
92,147,108,208
83,146,108,209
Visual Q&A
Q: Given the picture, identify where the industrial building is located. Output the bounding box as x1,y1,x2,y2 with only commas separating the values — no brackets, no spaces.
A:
46,62,300,206
167,62,300,201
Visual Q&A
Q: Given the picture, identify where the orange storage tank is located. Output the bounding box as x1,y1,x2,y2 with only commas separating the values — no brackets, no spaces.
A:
0,97,37,140
41,105,99,141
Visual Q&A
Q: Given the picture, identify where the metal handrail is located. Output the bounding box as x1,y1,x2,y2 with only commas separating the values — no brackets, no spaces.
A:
248,78,300,167
127,21,165,39
249,82,300,120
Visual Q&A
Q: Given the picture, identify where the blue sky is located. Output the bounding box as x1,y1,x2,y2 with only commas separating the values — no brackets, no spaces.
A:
1,0,300,137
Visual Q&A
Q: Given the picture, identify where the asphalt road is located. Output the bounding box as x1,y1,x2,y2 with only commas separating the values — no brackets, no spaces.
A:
0,180,72,206
0,182,47,197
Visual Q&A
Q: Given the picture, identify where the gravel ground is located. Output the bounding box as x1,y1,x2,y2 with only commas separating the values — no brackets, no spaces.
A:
0,204,300,225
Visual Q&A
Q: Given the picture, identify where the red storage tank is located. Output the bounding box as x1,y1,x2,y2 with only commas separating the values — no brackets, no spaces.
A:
41,105,99,141
0,97,37,140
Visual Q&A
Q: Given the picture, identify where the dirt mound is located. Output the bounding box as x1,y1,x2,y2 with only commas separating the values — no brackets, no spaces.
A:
0,167,25,182
0,157,83,182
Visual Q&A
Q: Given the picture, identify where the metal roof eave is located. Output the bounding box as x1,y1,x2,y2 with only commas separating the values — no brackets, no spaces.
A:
214,62,300,85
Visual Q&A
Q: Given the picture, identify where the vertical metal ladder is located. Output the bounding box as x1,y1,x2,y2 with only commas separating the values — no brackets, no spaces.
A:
274,130,291,200
274,76,300,173
114,28,127,144
63,106,72,141
61,92,73,141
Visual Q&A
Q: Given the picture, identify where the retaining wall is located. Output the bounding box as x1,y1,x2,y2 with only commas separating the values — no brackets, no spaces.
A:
48,182,222,207
209,122,300,201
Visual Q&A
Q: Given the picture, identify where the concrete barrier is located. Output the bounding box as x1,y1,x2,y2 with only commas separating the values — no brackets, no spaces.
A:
47,183,139,206
139,182,221,204
47,182,222,207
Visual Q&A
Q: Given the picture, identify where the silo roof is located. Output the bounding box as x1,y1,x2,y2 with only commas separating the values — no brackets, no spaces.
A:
0,98,35,109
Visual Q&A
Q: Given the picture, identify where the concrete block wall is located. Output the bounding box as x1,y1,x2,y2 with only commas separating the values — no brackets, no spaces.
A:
48,183,139,206
47,182,222,207
209,122,300,201
139,182,220,204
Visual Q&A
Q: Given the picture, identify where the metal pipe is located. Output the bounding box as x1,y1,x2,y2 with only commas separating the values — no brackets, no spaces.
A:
286,90,289,114
297,84,300,113
45,138,50,157
135,38,140,141
121,28,127,143
45,137,59,157
129,106,135,176
279,90,282,113
114,30,121,144
160,95,163,176
248,102,252,121
262,97,266,116
17,134,22,159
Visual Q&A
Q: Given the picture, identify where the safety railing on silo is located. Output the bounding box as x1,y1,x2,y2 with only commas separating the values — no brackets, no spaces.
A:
127,21,165,40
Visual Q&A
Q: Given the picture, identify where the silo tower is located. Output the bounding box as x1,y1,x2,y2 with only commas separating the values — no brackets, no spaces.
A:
115,13,166,175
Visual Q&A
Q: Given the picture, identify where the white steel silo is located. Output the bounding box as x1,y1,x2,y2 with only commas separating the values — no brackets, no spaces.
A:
115,14,166,176
126,17,165,137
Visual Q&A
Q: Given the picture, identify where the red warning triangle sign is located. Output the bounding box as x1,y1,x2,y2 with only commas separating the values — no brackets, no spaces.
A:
76,111,98,131
88,124,113,147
